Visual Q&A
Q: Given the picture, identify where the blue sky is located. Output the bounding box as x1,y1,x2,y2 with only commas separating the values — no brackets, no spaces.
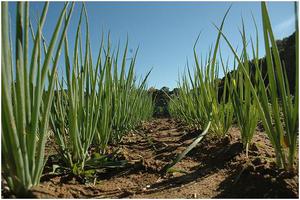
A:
8,1,296,89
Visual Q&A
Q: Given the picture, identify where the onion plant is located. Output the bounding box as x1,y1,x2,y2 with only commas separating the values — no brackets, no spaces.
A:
50,5,102,172
219,2,298,170
1,2,73,195
169,7,234,136
230,21,260,157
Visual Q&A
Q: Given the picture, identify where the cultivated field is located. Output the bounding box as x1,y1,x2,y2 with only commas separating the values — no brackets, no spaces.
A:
1,2,299,198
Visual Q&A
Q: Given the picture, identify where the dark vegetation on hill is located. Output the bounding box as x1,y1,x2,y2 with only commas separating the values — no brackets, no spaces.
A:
218,31,297,99
151,31,297,117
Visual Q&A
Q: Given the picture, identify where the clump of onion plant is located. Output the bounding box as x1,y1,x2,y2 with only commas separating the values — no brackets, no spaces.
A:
1,2,73,195
51,5,104,174
169,7,234,136
230,20,260,157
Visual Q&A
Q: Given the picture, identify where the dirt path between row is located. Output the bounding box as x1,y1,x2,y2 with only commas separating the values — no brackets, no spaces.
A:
4,118,298,198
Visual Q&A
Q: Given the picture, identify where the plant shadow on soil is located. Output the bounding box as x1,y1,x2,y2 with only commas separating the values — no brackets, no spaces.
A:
1,118,298,198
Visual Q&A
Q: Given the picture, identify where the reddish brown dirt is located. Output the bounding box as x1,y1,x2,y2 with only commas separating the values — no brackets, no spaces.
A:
2,118,299,198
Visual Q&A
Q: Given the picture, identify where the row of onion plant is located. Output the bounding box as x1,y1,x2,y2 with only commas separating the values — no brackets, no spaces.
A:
95,41,153,148
2,2,154,196
169,2,298,171
219,2,298,170
50,5,153,176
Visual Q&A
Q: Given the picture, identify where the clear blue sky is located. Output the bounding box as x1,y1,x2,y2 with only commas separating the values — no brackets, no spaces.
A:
8,1,296,89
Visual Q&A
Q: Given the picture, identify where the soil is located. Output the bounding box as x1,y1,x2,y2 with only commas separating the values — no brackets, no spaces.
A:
2,118,299,198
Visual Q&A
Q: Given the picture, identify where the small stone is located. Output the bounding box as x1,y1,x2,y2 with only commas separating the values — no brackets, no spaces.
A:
4,186,10,191
264,174,271,179
172,172,182,177
271,177,276,183
260,159,267,164
156,178,163,183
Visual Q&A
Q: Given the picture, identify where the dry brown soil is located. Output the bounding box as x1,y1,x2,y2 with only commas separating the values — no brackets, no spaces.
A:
2,118,299,198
